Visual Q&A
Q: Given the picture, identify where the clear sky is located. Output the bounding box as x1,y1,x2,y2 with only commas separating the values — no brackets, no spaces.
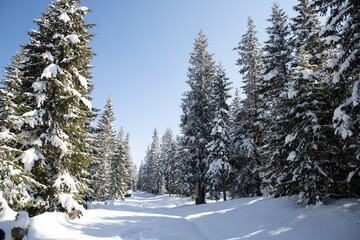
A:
0,0,298,166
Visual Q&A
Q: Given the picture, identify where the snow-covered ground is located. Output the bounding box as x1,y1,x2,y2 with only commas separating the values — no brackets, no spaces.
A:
1,192,359,240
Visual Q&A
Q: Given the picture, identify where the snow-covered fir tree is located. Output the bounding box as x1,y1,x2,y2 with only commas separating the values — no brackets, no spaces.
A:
206,64,232,201
0,51,44,213
232,17,264,197
124,132,137,191
266,46,336,204
258,3,293,196
148,129,164,195
291,0,324,65
180,30,217,204
111,128,130,200
95,97,117,200
137,146,151,192
5,0,96,215
161,128,178,195
313,0,360,197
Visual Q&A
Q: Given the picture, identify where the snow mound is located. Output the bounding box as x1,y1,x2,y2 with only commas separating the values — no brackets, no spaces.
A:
12,211,29,229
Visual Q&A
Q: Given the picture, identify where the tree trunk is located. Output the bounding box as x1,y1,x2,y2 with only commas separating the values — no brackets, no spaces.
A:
195,183,206,205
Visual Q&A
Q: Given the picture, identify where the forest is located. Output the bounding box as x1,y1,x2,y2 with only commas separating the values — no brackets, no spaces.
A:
0,0,359,222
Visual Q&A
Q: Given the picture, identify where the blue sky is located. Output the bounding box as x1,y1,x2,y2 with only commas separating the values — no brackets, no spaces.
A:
0,0,298,166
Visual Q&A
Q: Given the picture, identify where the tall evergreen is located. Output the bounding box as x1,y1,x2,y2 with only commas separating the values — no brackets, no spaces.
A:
124,132,136,191
148,128,164,195
232,17,263,197
180,30,216,204
291,0,324,65
3,0,96,215
161,128,178,195
95,97,117,200
206,64,232,201
259,3,293,196
268,47,336,204
0,51,44,213
111,128,130,200
314,0,360,197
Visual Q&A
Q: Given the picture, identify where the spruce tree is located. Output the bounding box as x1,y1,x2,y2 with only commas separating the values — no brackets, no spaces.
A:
232,17,263,197
95,97,117,200
270,47,336,204
180,30,216,204
291,0,324,65
111,128,130,200
0,51,44,213
314,0,360,197
259,3,293,196
124,132,136,191
148,128,163,195
4,0,96,215
161,128,177,195
206,64,232,201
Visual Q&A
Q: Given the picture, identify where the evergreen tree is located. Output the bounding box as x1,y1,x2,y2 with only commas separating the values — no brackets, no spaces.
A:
258,3,293,196
124,132,136,191
0,51,44,213
314,0,360,197
266,47,336,204
2,0,96,215
148,128,163,195
206,64,232,201
95,97,117,200
137,148,150,192
232,17,264,197
180,30,217,204
291,0,324,65
161,128,177,195
111,128,130,200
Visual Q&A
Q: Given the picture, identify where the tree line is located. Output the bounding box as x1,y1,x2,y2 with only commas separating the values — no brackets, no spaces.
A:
137,0,359,205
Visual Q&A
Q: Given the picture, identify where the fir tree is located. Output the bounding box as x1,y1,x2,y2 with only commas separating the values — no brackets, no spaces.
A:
161,128,177,195
148,128,163,195
232,17,264,197
95,97,117,200
258,3,293,196
206,64,232,201
180,30,217,204
2,0,96,215
266,47,336,204
291,0,324,65
111,128,130,200
124,132,136,191
0,51,44,213
314,0,360,197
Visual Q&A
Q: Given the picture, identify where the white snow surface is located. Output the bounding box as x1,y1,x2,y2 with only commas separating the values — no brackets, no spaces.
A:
41,64,63,79
17,148,41,171
1,192,359,240
59,12,70,22
66,34,80,44
12,211,29,229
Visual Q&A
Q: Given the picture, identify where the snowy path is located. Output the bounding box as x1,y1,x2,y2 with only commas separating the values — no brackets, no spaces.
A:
1,192,360,239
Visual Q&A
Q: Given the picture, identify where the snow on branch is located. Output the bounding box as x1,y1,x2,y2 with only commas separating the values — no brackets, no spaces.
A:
41,64,63,79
